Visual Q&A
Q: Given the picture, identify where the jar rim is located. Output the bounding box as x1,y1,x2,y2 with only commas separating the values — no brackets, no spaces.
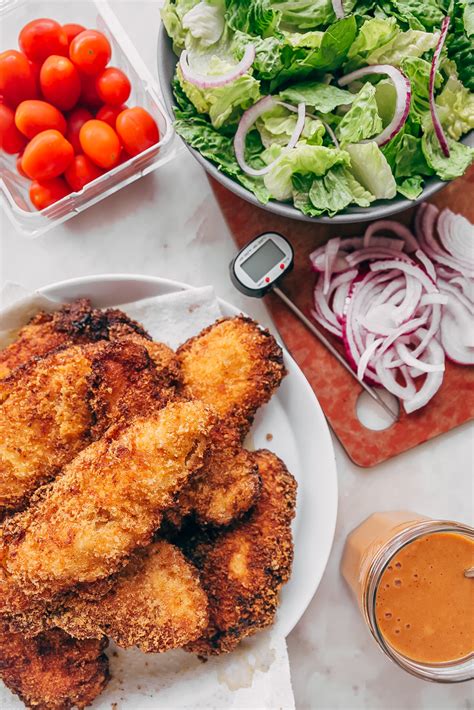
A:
362,519,474,683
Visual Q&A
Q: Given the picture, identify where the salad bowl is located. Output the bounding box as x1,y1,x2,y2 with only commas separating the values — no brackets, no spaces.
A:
157,16,473,225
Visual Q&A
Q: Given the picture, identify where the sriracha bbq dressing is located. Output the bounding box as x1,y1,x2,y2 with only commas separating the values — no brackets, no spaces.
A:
375,532,474,664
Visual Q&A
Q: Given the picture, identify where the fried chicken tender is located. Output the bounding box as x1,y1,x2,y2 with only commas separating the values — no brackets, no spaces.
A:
0,400,216,603
47,541,209,653
177,316,286,436
0,623,109,710
0,338,178,518
0,298,150,380
182,449,297,655
165,426,261,529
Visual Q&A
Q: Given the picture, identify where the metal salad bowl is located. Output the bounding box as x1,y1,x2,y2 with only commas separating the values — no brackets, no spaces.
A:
157,26,472,225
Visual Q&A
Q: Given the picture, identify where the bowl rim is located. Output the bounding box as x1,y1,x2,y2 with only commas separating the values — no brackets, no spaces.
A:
157,24,472,224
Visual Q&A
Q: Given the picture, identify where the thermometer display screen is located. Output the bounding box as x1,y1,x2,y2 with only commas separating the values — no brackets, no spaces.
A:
240,239,286,282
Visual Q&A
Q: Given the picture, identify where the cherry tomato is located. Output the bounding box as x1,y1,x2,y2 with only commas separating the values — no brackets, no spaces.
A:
16,153,28,177
21,129,74,180
62,23,86,46
0,103,27,153
30,177,71,209
95,67,130,107
28,60,41,91
79,119,120,169
66,106,93,153
19,19,68,63
79,73,102,109
15,100,66,139
64,153,104,191
0,50,37,108
116,107,159,157
95,104,127,128
69,30,111,76
40,55,81,111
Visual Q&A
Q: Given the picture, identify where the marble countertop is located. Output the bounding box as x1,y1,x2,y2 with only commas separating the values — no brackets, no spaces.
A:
1,3,472,708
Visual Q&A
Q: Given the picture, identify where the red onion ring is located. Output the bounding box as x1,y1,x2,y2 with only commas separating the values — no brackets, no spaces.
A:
179,45,256,89
429,16,451,157
338,65,411,146
332,0,345,19
234,97,306,177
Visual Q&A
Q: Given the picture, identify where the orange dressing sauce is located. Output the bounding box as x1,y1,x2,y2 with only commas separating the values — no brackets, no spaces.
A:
375,532,474,664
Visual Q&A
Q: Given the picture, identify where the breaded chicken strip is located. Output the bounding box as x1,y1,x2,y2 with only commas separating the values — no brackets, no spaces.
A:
0,338,178,517
0,400,216,604
46,541,209,653
165,426,261,529
177,317,286,437
0,623,109,710
0,298,150,380
182,450,297,655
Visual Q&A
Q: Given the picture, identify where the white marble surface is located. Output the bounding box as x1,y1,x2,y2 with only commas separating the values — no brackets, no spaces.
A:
0,2,473,709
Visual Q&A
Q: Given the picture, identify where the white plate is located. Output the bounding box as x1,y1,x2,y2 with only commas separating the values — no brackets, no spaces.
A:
40,273,338,638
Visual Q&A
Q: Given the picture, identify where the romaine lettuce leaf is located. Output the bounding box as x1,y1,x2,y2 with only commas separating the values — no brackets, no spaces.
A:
394,133,432,178
231,33,285,79
182,1,226,47
162,0,201,50
269,0,336,29
336,82,383,144
422,129,474,180
308,165,375,213
256,105,325,147
347,17,398,62
225,0,281,37
279,81,355,113
385,0,445,31
346,142,397,198
401,56,442,121
446,0,474,91
396,175,424,199
282,30,324,48
264,142,350,200
434,75,474,140
366,29,439,65
177,61,261,128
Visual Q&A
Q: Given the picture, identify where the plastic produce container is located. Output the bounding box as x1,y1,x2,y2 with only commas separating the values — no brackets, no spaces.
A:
0,0,175,238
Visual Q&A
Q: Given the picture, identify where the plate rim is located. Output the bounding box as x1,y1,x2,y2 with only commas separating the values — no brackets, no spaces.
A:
37,272,339,638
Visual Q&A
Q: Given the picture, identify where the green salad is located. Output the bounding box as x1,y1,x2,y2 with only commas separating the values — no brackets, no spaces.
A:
162,0,474,217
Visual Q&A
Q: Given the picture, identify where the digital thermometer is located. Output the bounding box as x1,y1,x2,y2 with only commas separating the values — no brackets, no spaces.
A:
230,232,398,422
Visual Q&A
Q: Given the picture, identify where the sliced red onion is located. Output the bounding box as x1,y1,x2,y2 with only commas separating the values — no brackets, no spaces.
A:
403,336,445,413
179,45,255,89
234,97,305,177
338,65,411,146
370,260,438,293
357,338,384,381
323,238,341,295
429,16,451,157
415,249,437,281
332,0,345,19
363,220,419,252
437,209,474,267
396,342,445,373
376,357,417,400
440,310,474,365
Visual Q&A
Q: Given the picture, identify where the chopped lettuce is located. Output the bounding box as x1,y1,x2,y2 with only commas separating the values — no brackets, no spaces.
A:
397,175,424,199
225,0,280,37
177,61,261,128
365,29,439,65
446,0,474,91
279,81,355,112
346,142,397,198
336,82,383,144
422,130,474,181
264,143,350,200
182,1,226,47
347,17,399,63
308,165,375,213
162,0,201,50
269,0,336,29
401,57,441,121
256,105,325,147
434,75,474,140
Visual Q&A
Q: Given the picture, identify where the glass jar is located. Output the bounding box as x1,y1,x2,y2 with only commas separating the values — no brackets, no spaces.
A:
342,512,474,683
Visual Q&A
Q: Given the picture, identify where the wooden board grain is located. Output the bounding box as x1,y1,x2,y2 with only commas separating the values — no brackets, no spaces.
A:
211,166,474,467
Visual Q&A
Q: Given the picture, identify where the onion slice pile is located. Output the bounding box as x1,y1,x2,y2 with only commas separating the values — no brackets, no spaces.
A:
429,16,451,157
179,45,256,89
234,97,306,177
338,65,411,146
309,206,474,413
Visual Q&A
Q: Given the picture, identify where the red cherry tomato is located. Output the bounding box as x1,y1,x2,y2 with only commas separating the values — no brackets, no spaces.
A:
30,176,70,209
62,23,86,46
79,119,121,169
15,100,67,139
21,129,74,180
65,153,104,191
0,103,27,153
0,50,37,108
95,104,127,128
28,60,41,92
40,55,81,111
66,106,93,153
16,153,28,177
79,73,102,109
95,67,131,107
69,30,111,76
116,107,159,157
19,19,68,63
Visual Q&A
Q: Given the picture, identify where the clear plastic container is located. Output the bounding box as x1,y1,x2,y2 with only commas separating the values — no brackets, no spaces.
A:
0,0,176,238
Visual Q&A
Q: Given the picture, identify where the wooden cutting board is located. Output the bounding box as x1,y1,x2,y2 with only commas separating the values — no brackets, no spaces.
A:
211,166,474,467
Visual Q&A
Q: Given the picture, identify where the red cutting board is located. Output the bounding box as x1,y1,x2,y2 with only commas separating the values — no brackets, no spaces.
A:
211,166,474,467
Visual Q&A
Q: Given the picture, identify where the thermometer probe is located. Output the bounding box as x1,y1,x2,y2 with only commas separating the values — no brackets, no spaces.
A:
230,231,399,422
